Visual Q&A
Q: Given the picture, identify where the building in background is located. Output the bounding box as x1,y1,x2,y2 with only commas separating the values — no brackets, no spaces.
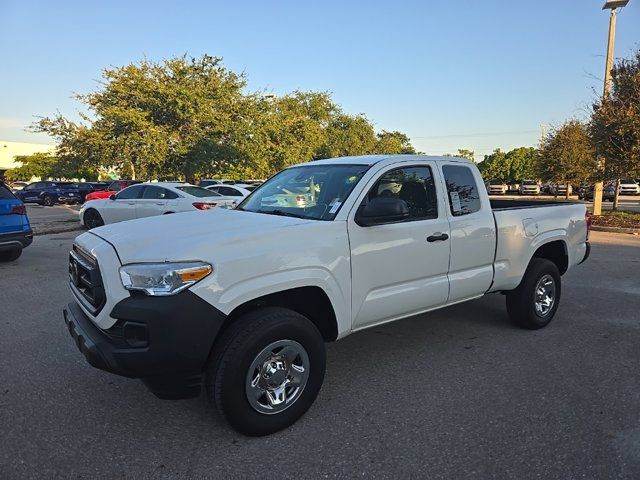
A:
0,140,54,179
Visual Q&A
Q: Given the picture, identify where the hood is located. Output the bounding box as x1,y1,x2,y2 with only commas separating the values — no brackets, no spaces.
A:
90,208,314,263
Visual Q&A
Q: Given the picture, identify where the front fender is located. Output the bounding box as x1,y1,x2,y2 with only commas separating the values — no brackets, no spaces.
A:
190,267,351,339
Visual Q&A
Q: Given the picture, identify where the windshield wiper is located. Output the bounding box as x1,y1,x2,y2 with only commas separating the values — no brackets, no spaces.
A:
256,209,309,219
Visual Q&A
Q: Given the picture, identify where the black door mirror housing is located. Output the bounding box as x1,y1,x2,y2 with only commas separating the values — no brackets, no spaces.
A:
109,194,116,201
356,197,410,226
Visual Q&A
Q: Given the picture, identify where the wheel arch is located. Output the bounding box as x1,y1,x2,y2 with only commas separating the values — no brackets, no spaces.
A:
531,239,568,275
219,286,339,342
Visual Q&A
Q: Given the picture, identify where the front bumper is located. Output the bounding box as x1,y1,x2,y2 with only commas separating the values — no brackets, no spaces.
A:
0,229,33,251
63,291,227,399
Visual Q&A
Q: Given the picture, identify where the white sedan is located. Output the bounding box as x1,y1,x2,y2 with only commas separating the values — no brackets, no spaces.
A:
205,184,253,198
80,182,236,229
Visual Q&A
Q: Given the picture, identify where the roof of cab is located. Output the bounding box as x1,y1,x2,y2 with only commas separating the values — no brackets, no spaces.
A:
301,154,473,167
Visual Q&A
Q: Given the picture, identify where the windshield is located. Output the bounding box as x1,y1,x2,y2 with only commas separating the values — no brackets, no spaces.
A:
522,180,538,185
621,179,637,184
176,186,218,198
489,180,504,185
238,164,368,220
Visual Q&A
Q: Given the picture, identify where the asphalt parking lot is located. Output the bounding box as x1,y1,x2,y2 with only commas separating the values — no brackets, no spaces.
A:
1,231,639,479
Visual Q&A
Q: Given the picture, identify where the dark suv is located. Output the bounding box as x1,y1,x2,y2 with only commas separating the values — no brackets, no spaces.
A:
15,181,81,206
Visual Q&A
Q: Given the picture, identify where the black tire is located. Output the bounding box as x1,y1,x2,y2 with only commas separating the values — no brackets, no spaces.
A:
42,195,55,207
83,208,104,229
206,307,326,436
0,248,22,262
506,258,561,330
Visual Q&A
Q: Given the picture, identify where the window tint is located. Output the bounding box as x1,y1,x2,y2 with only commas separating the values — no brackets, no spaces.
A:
0,183,16,199
142,186,178,199
116,184,144,200
176,186,219,198
24,184,36,191
367,166,438,220
442,165,481,216
217,186,242,196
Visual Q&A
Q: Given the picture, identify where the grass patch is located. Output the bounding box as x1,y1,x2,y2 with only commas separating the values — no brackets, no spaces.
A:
591,210,640,229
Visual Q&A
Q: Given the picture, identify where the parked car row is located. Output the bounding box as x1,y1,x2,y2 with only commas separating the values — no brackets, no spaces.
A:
79,182,248,229
486,178,640,197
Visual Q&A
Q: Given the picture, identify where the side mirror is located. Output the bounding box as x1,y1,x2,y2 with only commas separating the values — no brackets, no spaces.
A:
356,197,410,227
109,194,116,201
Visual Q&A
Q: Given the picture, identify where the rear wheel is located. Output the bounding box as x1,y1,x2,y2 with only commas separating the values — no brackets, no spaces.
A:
206,307,326,436
506,258,561,330
0,248,22,262
84,208,104,229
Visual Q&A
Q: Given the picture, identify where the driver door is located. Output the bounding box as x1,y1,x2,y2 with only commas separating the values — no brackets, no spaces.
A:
100,184,144,224
348,164,451,330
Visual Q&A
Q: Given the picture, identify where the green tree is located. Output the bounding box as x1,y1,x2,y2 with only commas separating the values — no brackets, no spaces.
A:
538,120,596,199
33,55,417,181
373,131,416,155
590,49,640,210
5,152,99,181
478,147,537,183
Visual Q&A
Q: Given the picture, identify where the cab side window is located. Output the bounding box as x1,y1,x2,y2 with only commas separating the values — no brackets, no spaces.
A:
442,165,481,216
367,166,438,220
116,185,144,200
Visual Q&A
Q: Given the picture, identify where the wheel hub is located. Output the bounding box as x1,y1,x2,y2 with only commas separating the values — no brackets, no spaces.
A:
246,339,310,415
534,274,556,317
260,358,288,388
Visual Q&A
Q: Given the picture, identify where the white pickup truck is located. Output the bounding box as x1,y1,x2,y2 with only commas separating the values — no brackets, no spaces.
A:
63,155,591,435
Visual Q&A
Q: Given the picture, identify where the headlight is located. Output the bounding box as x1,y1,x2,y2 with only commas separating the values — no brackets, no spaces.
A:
119,262,212,296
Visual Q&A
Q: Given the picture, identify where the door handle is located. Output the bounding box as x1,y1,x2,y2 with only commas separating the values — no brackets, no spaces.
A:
127,202,136,205
156,202,165,205
427,232,449,242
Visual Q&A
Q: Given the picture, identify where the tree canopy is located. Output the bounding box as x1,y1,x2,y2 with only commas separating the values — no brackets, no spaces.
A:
20,55,415,182
590,49,640,182
477,147,538,183
538,120,596,197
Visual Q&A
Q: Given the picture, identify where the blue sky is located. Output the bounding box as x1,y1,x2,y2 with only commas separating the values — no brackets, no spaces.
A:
1,0,638,159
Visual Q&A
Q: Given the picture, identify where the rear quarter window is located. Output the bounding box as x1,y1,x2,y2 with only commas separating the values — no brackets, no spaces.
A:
442,165,481,216
0,183,16,199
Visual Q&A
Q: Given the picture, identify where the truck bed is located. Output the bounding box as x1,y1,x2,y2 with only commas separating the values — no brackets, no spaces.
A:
490,198,583,210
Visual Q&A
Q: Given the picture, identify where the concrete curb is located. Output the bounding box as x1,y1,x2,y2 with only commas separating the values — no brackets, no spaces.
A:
33,224,85,236
591,225,640,235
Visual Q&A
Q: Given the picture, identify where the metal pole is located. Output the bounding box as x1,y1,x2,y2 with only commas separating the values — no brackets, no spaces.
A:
593,9,617,216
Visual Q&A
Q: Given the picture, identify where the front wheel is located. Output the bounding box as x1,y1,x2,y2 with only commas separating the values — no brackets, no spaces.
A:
83,208,104,229
0,248,22,262
206,307,326,436
42,195,55,207
506,258,561,330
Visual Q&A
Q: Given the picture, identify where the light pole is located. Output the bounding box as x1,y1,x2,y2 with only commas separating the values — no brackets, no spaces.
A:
593,0,629,215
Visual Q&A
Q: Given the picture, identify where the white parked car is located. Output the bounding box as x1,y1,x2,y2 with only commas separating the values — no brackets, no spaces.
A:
551,184,573,196
64,155,589,436
618,179,640,196
205,184,252,199
79,182,236,229
487,180,508,195
519,180,541,195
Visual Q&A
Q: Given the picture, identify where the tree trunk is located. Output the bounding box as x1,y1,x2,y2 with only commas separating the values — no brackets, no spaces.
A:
612,178,621,211
565,182,570,200
130,161,136,180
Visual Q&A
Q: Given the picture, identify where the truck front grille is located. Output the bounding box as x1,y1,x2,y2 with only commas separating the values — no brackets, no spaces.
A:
69,244,106,314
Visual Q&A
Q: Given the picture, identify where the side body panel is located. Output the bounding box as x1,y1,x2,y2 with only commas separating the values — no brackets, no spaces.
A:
490,203,588,292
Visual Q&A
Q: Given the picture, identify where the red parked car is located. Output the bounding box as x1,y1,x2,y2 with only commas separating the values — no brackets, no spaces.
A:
84,180,142,202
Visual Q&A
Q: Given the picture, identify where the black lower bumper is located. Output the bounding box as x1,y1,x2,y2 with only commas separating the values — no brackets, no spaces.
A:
63,291,227,399
0,229,33,251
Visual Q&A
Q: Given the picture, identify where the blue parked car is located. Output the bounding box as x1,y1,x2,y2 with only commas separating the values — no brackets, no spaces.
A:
15,180,81,206
0,181,33,261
